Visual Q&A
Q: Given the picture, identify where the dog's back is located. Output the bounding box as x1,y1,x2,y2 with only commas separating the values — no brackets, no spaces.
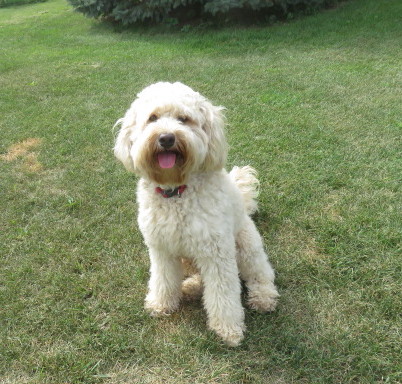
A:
229,166,259,216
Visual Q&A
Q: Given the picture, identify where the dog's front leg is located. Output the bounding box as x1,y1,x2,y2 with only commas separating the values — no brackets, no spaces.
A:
145,248,183,316
196,242,245,347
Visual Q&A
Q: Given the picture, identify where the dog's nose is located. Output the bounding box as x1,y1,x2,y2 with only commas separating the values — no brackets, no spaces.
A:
158,133,175,149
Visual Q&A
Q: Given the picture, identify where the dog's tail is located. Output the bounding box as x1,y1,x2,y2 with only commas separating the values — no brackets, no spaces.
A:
229,166,259,216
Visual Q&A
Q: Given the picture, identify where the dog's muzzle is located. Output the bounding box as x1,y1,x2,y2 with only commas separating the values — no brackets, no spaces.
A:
157,133,180,169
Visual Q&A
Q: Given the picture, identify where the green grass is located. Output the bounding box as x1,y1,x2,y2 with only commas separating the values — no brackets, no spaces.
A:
1,0,401,382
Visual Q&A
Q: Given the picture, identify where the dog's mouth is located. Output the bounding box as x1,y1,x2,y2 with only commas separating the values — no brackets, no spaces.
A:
157,151,180,169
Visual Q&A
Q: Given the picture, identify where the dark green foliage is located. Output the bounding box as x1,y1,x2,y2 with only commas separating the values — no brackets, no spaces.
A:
67,0,342,26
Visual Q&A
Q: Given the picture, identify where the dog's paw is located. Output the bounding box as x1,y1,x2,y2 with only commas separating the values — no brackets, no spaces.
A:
181,274,203,301
247,283,279,313
213,324,245,347
208,318,246,347
144,297,180,317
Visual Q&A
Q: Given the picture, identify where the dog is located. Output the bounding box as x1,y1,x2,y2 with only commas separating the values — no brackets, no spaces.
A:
114,82,279,346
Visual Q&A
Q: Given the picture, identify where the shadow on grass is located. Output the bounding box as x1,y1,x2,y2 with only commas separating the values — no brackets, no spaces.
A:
0,0,46,7
85,0,401,57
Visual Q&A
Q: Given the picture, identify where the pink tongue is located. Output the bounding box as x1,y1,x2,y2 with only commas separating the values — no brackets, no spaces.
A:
157,152,177,169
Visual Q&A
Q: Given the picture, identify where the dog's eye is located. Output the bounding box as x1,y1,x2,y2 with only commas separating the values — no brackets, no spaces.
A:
148,114,158,122
178,116,189,124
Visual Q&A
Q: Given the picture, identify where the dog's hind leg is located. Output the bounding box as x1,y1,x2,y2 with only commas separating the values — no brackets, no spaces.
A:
181,258,203,300
181,273,203,300
236,216,279,312
145,248,183,316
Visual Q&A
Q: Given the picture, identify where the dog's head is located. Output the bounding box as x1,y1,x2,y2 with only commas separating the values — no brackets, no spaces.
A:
114,82,227,185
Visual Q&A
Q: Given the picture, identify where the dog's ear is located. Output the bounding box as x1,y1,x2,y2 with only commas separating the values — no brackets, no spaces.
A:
114,106,136,173
201,104,228,171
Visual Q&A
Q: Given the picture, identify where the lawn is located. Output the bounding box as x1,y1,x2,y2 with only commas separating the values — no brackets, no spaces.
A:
0,0,401,383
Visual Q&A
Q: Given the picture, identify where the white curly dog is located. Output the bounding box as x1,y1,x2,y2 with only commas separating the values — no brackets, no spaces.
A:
114,82,279,346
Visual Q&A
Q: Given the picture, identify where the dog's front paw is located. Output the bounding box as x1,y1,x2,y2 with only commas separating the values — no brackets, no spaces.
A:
212,324,245,347
145,296,180,317
208,319,246,347
247,283,279,312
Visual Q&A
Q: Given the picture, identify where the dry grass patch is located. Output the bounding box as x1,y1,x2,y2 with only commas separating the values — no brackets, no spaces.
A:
1,138,43,172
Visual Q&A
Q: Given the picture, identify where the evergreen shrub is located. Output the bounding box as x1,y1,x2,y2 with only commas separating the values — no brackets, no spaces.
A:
67,0,342,26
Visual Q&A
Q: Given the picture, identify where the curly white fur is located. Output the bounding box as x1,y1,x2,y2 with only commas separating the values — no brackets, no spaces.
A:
114,82,279,346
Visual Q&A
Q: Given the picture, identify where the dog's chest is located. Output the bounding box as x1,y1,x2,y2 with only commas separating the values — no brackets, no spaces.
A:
138,194,227,255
